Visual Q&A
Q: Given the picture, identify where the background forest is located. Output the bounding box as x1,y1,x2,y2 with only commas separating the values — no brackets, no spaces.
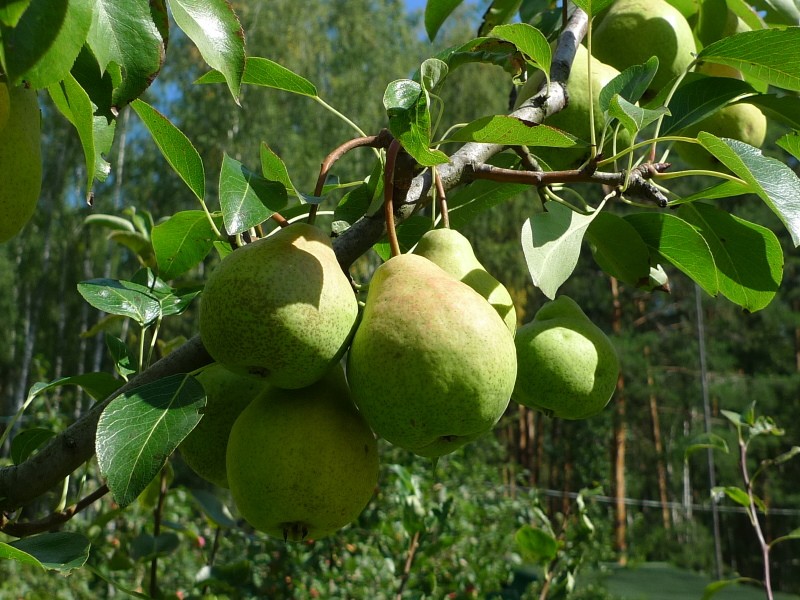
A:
1,0,799,598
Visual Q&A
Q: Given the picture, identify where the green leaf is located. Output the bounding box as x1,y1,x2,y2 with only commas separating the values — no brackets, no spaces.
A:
623,212,719,296
0,0,31,27
571,0,617,16
167,0,244,101
777,131,800,161
96,374,205,508
10,428,55,464
434,36,526,79
77,278,162,327
747,94,800,129
488,23,550,80
0,0,93,89
26,372,123,404
106,334,136,379
609,95,670,135
131,99,205,201
47,73,115,196
659,76,756,135
670,180,754,205
521,201,603,299
701,578,761,600
770,527,800,549
87,0,167,107
128,269,201,317
219,153,289,235
696,29,800,92
107,231,155,266
515,525,558,564
599,57,659,114
697,133,800,247
585,212,651,286
685,432,729,460
445,115,581,147
713,485,752,509
749,0,800,26
2,532,90,572
478,0,523,36
260,142,296,194
384,79,449,166
677,203,782,312
190,489,238,528
419,58,449,94
152,210,218,280
721,408,743,428
196,56,317,97
425,0,463,41
84,213,136,232
129,533,180,562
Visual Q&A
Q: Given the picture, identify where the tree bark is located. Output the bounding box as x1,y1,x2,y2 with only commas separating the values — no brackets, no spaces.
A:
644,344,671,531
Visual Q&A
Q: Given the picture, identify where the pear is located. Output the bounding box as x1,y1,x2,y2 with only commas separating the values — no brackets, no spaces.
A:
199,222,358,389
514,296,619,420
0,80,9,132
178,364,269,488
593,0,696,92
346,254,517,458
0,79,42,242
414,228,516,333
226,365,378,541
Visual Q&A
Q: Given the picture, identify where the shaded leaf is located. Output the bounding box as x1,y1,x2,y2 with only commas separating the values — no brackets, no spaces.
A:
152,210,218,280
374,216,433,261
384,79,448,166
10,428,55,464
4,532,90,572
701,578,760,600
599,57,659,114
659,76,756,135
131,99,205,201
96,374,205,508
106,334,136,379
585,211,650,286
770,527,800,549
571,0,616,16
0,0,31,27
670,180,754,205
78,278,161,327
196,56,317,97
191,489,238,528
489,23,550,80
219,154,289,235
685,432,729,460
521,201,603,299
478,0,523,36
748,93,800,129
776,131,800,161
130,533,180,562
623,212,719,296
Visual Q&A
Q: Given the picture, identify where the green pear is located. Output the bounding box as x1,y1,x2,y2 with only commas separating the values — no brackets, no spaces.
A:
675,102,767,171
178,364,269,488
0,80,42,242
514,296,619,420
346,254,517,458
226,365,378,541
0,80,9,132
593,0,696,92
515,45,632,170
199,222,358,389
413,228,516,333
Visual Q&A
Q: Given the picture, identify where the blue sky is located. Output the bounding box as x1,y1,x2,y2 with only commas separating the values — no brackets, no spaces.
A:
404,0,427,12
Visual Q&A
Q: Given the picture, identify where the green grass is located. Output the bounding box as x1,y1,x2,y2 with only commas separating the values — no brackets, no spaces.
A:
592,562,799,600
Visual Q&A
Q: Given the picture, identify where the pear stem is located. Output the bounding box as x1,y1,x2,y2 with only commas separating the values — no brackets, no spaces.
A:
434,169,450,229
309,129,395,225
271,212,290,228
384,139,402,258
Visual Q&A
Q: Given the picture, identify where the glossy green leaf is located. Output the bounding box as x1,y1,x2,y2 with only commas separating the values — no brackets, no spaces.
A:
696,29,800,92
435,36,525,79
152,210,218,280
659,76,756,135
777,131,800,161
167,0,244,101
106,334,136,379
219,153,289,235
196,56,317,97
10,428,55,464
697,133,800,247
128,269,202,317
488,23,550,79
96,374,205,508
677,202,782,312
87,0,167,107
750,0,800,26
77,278,162,327
585,212,650,286
384,79,449,166
515,525,558,564
260,142,295,194
425,0,463,41
609,95,669,135
478,0,522,36
571,0,616,16
0,0,31,27
521,202,603,299
726,0,767,30
2,532,90,572
669,180,754,205
599,57,659,114
0,0,92,89
47,73,115,197
445,115,581,147
685,432,729,460
131,99,205,201
623,212,719,296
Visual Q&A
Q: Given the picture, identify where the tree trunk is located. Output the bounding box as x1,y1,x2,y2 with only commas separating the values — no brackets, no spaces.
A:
610,277,627,563
644,344,671,531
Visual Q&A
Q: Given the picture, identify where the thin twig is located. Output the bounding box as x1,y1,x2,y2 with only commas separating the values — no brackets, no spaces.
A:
149,468,169,598
384,139,402,258
740,438,774,600
395,530,421,600
0,484,109,537
434,170,450,229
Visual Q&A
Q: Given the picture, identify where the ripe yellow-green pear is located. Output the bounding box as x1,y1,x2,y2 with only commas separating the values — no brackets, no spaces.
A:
178,364,268,488
347,254,517,458
413,228,516,333
514,296,619,420
0,80,42,242
514,45,632,170
226,365,378,541
199,222,358,389
593,0,696,92
675,102,767,171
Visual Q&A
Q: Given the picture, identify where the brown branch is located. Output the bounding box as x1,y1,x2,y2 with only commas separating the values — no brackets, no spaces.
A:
0,335,212,513
434,170,450,229
395,530,421,600
0,484,109,537
384,139,403,258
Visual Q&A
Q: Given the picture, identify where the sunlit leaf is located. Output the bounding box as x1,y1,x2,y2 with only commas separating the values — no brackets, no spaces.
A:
219,154,289,235
78,278,161,327
196,56,317,97
489,23,550,80
425,0,463,41
445,115,581,147
152,210,218,280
